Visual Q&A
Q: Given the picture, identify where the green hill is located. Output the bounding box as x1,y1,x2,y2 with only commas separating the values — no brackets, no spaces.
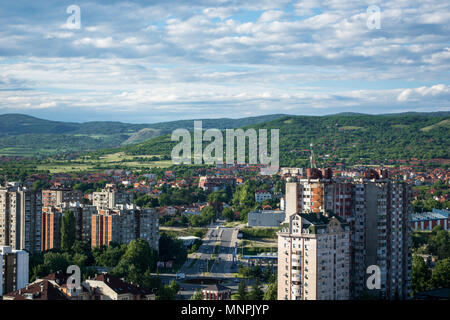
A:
0,113,286,156
102,112,450,167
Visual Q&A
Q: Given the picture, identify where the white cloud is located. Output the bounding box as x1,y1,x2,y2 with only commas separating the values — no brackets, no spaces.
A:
397,84,450,102
73,37,118,48
0,0,449,120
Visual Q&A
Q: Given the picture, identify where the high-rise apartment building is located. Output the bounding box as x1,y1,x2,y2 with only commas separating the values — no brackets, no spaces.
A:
0,245,29,297
0,183,42,252
283,168,412,299
277,212,351,300
92,184,132,209
352,170,412,300
41,203,97,251
91,205,158,250
42,189,82,207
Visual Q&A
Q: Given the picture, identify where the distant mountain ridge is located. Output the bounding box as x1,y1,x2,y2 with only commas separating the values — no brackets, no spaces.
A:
0,112,448,161
0,113,286,156
108,112,450,167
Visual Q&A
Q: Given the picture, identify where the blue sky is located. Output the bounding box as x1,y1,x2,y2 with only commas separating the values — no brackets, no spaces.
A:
0,0,449,123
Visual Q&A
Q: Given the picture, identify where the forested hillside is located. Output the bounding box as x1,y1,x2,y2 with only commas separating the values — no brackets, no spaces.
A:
0,113,285,156
106,112,450,167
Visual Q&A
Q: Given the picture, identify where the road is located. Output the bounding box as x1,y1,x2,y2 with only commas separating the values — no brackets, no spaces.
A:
180,222,240,277
152,222,274,299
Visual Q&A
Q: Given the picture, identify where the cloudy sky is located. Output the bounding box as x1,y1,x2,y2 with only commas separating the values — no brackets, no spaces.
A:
0,0,449,123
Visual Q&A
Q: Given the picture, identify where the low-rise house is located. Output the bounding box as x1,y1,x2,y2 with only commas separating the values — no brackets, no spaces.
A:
255,190,272,203
4,272,156,300
183,207,202,215
410,209,449,231
3,279,69,300
177,236,201,246
84,274,155,300
247,210,286,227
201,284,232,300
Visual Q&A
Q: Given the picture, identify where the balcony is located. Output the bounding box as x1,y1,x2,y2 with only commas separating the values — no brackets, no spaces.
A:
291,284,301,292
291,270,301,279
292,274,301,282
292,259,301,267
291,253,301,260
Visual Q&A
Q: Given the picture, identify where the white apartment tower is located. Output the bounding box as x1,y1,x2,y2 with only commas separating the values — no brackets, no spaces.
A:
277,212,351,300
92,184,132,209
0,183,42,252
0,245,29,296
283,168,412,300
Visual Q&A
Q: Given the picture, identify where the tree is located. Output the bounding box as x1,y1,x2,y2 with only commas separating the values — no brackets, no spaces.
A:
222,207,234,222
43,251,72,274
32,180,49,192
190,291,203,300
158,233,187,265
72,253,88,268
61,210,76,252
157,280,180,300
411,255,431,294
431,258,450,289
94,243,127,267
207,191,226,204
428,226,450,260
249,279,264,300
236,280,248,300
263,281,277,300
72,240,94,265
263,267,275,282
114,239,157,277
140,270,162,292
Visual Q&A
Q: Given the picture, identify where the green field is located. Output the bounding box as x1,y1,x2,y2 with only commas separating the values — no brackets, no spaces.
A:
36,152,173,173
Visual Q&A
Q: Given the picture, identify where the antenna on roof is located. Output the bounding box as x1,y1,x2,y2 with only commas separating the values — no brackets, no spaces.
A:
310,143,316,169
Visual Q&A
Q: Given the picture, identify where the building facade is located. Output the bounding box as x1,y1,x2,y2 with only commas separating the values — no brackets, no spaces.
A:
255,190,272,203
277,212,351,300
283,168,412,300
41,204,97,251
202,284,232,300
247,210,286,227
0,245,29,297
92,184,132,209
410,209,449,231
0,183,42,252
42,189,82,207
91,205,158,250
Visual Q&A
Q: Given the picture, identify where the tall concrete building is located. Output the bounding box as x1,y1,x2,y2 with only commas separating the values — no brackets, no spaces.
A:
0,245,29,297
92,184,132,209
283,168,412,299
0,183,42,252
352,170,412,300
42,189,82,207
91,204,158,250
41,203,97,251
277,212,351,300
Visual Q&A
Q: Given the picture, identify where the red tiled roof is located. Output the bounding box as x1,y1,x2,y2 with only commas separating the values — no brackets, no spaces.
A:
3,280,68,300
93,274,148,296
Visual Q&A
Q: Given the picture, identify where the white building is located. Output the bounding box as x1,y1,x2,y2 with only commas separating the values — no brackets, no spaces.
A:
255,190,272,203
177,236,201,247
0,246,29,296
248,210,286,227
277,213,350,300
